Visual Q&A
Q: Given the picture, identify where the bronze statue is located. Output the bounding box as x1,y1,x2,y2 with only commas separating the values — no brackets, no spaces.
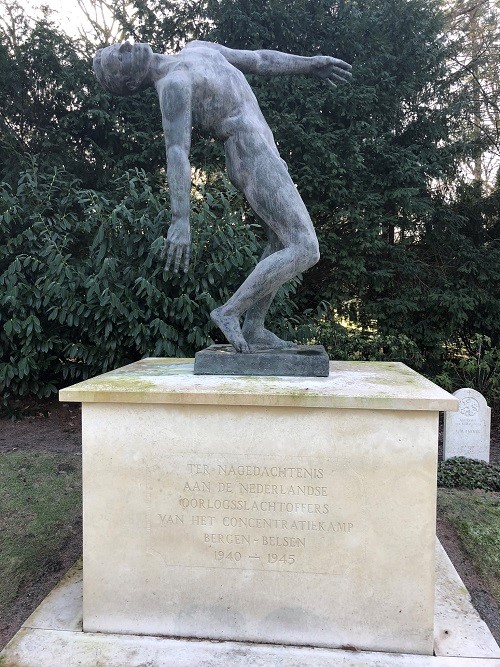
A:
94,41,351,353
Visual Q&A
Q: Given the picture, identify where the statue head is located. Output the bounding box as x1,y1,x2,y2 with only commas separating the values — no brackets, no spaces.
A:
93,42,154,96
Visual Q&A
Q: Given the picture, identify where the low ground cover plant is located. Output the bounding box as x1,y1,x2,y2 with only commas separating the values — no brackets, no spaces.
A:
438,457,500,492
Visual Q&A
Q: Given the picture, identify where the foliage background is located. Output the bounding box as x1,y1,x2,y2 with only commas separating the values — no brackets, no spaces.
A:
1,0,499,402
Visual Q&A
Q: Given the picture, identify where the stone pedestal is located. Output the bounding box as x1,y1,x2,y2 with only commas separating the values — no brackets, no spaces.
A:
59,359,458,656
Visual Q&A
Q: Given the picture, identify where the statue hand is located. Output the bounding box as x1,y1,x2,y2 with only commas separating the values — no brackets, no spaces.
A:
311,55,352,87
161,220,191,273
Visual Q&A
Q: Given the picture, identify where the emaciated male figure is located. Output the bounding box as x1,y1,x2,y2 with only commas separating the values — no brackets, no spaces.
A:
93,41,352,353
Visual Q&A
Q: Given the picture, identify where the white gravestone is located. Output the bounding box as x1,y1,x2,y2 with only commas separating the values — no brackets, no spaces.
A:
443,388,491,462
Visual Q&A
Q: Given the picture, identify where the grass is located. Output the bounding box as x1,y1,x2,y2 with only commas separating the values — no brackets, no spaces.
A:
0,452,82,621
437,488,500,604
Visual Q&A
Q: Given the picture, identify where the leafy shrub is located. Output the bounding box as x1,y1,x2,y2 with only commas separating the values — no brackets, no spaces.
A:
307,318,425,368
434,334,500,407
437,457,500,492
0,164,300,401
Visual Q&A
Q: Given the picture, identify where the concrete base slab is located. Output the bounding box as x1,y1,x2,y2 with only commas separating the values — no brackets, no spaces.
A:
434,542,499,658
193,344,330,376
2,541,498,667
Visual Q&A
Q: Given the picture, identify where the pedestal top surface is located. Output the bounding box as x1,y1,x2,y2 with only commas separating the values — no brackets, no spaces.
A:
59,358,458,411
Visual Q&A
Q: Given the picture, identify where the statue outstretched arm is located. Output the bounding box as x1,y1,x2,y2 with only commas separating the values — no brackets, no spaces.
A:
185,40,352,86
158,74,192,274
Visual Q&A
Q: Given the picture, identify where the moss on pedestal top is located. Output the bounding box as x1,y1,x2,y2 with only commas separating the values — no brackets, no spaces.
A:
59,358,458,412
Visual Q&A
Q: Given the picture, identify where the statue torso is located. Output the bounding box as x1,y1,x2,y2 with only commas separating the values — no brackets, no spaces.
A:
159,45,268,140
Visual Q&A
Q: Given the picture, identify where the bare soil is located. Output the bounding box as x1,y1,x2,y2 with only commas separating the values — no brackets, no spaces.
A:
0,401,499,650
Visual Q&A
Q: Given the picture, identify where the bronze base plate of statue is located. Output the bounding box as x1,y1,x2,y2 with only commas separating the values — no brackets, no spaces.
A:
194,344,329,377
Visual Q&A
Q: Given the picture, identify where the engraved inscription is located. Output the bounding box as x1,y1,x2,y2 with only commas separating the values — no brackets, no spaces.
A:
459,397,479,417
146,455,366,575
158,514,184,525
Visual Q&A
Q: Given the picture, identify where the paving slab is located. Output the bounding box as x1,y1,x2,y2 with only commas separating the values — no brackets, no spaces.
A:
434,541,499,658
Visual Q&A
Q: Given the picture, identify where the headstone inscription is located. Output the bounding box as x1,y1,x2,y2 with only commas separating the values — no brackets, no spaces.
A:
443,388,491,462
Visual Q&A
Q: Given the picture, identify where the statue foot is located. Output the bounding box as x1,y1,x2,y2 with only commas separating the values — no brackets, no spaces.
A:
242,326,297,350
210,307,250,354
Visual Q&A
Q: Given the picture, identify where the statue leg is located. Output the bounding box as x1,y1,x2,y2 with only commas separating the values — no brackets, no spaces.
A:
210,133,319,353
241,227,297,349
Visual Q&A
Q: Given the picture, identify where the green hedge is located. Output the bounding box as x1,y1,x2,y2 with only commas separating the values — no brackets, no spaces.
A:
0,165,300,401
